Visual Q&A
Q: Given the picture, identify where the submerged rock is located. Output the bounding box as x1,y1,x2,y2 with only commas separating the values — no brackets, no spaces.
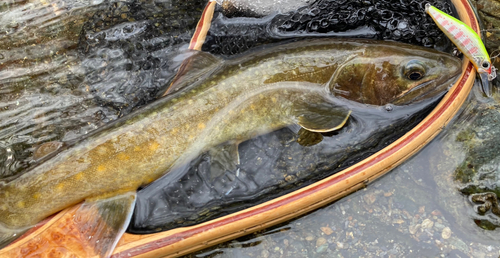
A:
431,88,500,231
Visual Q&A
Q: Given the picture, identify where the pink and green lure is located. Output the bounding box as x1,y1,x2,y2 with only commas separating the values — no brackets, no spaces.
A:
426,4,496,96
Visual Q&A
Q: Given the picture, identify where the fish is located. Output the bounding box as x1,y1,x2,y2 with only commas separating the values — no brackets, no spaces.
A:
0,38,461,257
425,4,497,96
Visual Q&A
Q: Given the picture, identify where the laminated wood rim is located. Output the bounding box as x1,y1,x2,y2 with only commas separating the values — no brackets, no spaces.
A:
0,0,479,257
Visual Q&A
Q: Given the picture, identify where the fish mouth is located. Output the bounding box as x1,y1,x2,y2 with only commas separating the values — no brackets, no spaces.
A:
393,71,462,106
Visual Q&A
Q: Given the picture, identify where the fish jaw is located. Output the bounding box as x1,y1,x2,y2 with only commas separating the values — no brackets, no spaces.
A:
329,41,462,106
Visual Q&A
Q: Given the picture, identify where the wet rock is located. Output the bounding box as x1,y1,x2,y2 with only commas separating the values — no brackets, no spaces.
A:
320,226,334,235
475,0,500,52
316,243,328,253
441,227,452,239
470,192,500,215
316,237,327,247
364,193,378,205
434,222,445,230
421,219,434,229
409,224,421,235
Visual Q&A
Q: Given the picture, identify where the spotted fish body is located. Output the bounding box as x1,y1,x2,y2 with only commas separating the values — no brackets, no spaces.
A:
425,4,495,96
0,39,461,254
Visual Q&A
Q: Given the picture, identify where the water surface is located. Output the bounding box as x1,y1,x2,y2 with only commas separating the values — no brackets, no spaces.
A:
1,0,499,257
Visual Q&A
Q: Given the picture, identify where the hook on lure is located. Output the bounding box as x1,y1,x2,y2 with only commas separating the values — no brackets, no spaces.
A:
425,3,497,97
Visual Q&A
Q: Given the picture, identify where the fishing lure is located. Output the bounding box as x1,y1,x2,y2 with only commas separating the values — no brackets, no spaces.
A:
426,4,496,96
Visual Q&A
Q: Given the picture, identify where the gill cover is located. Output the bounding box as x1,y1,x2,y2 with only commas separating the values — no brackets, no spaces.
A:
328,43,461,105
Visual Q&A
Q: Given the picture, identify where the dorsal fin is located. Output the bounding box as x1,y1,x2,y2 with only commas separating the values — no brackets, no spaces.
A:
160,51,222,97
161,0,219,97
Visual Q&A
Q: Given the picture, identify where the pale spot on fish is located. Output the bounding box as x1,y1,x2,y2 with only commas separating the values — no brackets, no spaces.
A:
56,183,65,191
117,152,129,160
149,142,160,151
134,146,142,152
198,123,206,129
188,100,194,105
250,104,256,110
16,201,25,208
97,165,106,172
32,193,41,200
75,172,84,180
228,110,235,115
171,128,178,135
271,97,277,103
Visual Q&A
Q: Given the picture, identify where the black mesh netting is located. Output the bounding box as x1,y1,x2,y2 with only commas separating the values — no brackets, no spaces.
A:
202,0,456,56
78,0,207,115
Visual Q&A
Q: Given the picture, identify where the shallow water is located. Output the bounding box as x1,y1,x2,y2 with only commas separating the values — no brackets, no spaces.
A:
0,0,204,179
1,0,500,257
186,86,500,257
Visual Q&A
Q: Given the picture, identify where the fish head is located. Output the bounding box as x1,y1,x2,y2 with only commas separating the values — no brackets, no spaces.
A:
330,42,462,106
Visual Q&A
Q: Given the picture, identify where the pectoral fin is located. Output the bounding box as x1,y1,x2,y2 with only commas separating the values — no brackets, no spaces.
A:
296,102,351,133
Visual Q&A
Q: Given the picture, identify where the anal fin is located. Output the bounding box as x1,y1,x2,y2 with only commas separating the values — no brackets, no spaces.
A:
0,192,136,258
208,142,240,180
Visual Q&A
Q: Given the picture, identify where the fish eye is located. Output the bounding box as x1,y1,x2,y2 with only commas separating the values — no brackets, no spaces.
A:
482,61,490,69
403,60,426,81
